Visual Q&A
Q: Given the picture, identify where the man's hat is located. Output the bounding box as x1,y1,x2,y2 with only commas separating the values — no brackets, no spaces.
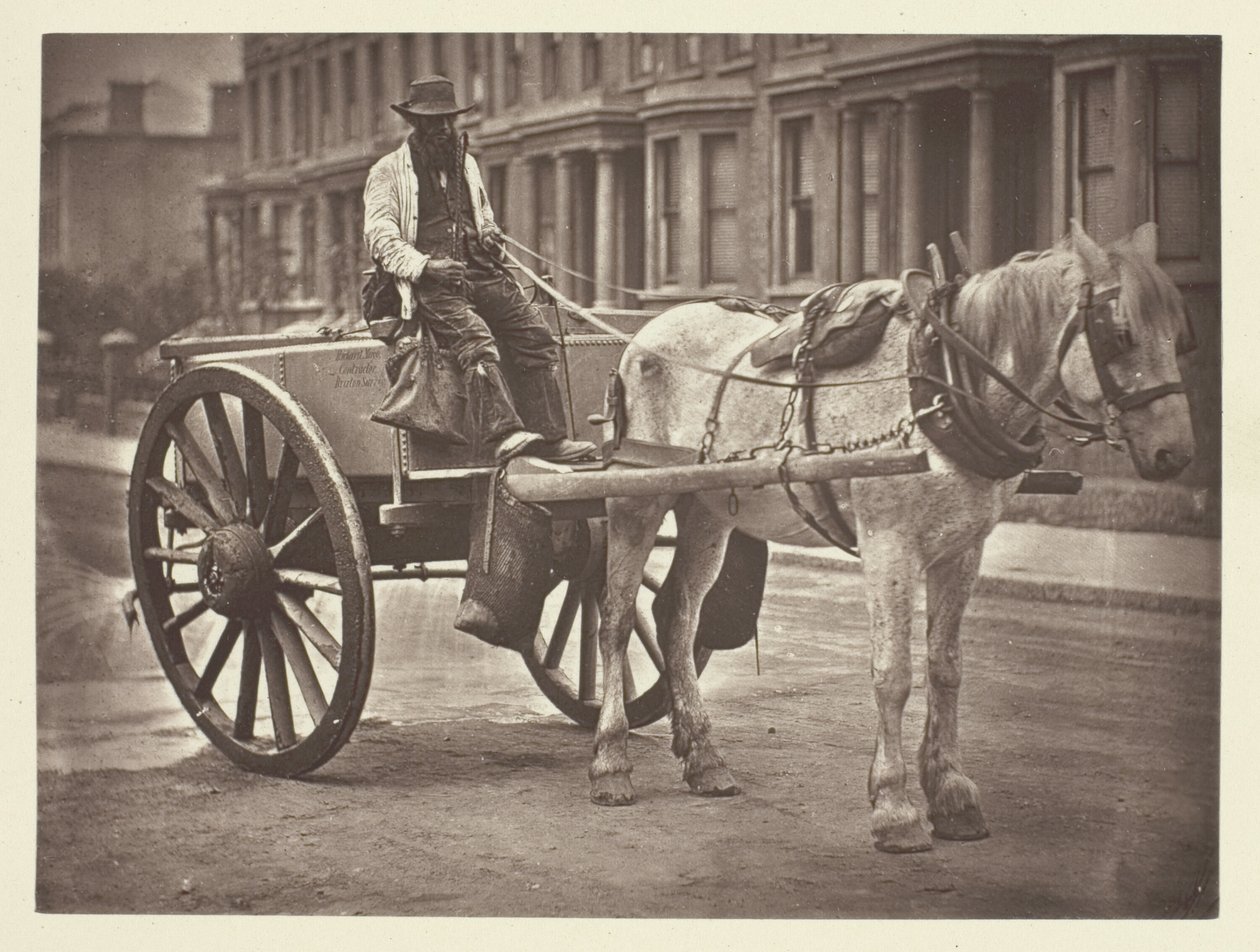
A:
390,75,476,119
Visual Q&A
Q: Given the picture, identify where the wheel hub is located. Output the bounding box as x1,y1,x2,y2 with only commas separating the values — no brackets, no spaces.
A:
198,523,275,617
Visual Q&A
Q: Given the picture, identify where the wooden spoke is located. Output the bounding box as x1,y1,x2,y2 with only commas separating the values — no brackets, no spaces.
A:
195,619,243,700
268,507,325,563
276,590,342,669
143,546,200,565
145,476,218,532
164,418,239,525
257,620,297,750
161,598,209,638
270,608,329,723
578,589,600,703
261,444,300,544
234,624,262,740
633,604,666,673
276,568,343,597
241,402,269,525
129,365,373,776
641,573,663,595
543,582,583,669
201,393,248,516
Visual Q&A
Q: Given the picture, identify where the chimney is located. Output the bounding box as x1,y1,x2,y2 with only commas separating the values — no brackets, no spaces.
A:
209,83,241,137
108,81,145,134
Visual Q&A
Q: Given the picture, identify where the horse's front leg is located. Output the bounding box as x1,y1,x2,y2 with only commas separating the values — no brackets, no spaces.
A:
860,532,933,853
661,498,738,796
920,545,990,840
589,494,674,806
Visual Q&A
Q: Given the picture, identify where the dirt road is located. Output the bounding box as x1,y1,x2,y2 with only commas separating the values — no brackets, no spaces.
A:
37,578,1218,917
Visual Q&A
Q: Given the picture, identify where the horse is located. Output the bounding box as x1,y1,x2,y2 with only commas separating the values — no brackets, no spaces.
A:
586,221,1196,853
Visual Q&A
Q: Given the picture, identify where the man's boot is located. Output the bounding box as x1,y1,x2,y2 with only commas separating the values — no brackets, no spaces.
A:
509,366,598,462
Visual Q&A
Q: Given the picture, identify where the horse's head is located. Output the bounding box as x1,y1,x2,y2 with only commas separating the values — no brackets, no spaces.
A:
1058,221,1196,481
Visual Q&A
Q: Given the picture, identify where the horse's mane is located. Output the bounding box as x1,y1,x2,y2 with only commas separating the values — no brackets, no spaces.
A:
954,242,1183,379
954,248,1079,380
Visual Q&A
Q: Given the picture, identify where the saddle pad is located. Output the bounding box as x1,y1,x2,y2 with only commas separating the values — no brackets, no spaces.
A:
749,279,907,370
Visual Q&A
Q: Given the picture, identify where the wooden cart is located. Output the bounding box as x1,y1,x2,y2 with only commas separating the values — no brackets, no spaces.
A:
127,317,929,776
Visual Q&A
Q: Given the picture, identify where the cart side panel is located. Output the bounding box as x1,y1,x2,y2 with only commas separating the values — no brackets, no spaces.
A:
184,341,395,478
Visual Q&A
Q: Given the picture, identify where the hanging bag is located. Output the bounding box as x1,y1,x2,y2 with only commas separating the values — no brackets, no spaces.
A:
370,319,469,445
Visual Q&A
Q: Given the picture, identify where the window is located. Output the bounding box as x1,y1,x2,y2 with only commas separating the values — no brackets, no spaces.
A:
677,34,701,70
486,164,508,230
861,111,883,277
704,135,739,285
273,203,298,300
779,35,827,55
485,36,496,115
534,158,556,265
782,117,815,278
247,77,260,161
504,34,522,106
367,41,383,136
655,138,680,283
316,58,332,148
542,34,561,99
430,35,446,77
300,200,317,298
723,34,754,61
633,36,656,79
267,72,282,159
290,64,308,155
326,192,347,308
465,35,484,105
340,49,358,141
399,34,414,91
1153,62,1203,260
1068,69,1118,243
246,204,263,298
581,34,603,88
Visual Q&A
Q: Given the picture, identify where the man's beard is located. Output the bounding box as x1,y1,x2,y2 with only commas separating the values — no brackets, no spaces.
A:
413,127,459,172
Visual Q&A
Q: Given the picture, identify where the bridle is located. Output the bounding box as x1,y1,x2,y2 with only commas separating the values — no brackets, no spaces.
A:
909,263,1190,455
1056,279,1189,417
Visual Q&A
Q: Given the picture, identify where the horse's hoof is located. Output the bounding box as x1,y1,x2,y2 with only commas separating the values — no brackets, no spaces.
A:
873,823,934,853
590,773,636,807
687,767,741,798
930,806,990,841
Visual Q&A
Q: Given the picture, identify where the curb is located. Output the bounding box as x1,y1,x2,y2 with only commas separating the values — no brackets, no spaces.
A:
769,549,1220,615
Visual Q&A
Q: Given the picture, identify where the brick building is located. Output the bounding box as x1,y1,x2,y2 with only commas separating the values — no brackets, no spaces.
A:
41,80,242,281
208,33,1220,481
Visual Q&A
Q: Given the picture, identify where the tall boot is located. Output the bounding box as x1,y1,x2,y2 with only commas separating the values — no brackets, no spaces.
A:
509,366,569,442
465,361,527,458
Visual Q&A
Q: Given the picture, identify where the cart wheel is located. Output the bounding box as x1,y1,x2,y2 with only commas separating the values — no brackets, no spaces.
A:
523,520,710,729
128,364,373,776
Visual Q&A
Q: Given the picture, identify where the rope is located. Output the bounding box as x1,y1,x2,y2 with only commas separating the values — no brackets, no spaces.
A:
504,234,678,300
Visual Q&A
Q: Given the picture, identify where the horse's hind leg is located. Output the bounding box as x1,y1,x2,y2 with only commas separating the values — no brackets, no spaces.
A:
919,546,990,840
662,498,738,796
589,493,674,806
860,534,933,853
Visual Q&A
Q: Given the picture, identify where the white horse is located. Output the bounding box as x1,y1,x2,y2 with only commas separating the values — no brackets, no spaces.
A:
588,222,1196,852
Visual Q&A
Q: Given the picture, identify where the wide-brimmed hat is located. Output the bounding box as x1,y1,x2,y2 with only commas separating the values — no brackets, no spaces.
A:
390,75,476,119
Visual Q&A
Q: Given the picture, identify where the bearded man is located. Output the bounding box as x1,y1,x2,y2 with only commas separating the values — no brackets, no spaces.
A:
363,75,596,463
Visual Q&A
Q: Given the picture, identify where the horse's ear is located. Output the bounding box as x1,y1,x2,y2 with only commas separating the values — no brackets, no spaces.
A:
1069,219,1112,279
1117,222,1159,263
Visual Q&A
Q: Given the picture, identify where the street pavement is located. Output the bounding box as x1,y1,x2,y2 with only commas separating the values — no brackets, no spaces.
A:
36,418,1220,613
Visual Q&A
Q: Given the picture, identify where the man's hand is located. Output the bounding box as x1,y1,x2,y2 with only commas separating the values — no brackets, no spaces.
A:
421,257,467,288
480,226,508,261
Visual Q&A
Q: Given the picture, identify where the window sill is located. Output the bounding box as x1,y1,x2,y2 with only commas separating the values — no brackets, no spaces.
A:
624,75,657,93
716,56,755,76
768,280,820,300
668,66,704,82
779,42,829,61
